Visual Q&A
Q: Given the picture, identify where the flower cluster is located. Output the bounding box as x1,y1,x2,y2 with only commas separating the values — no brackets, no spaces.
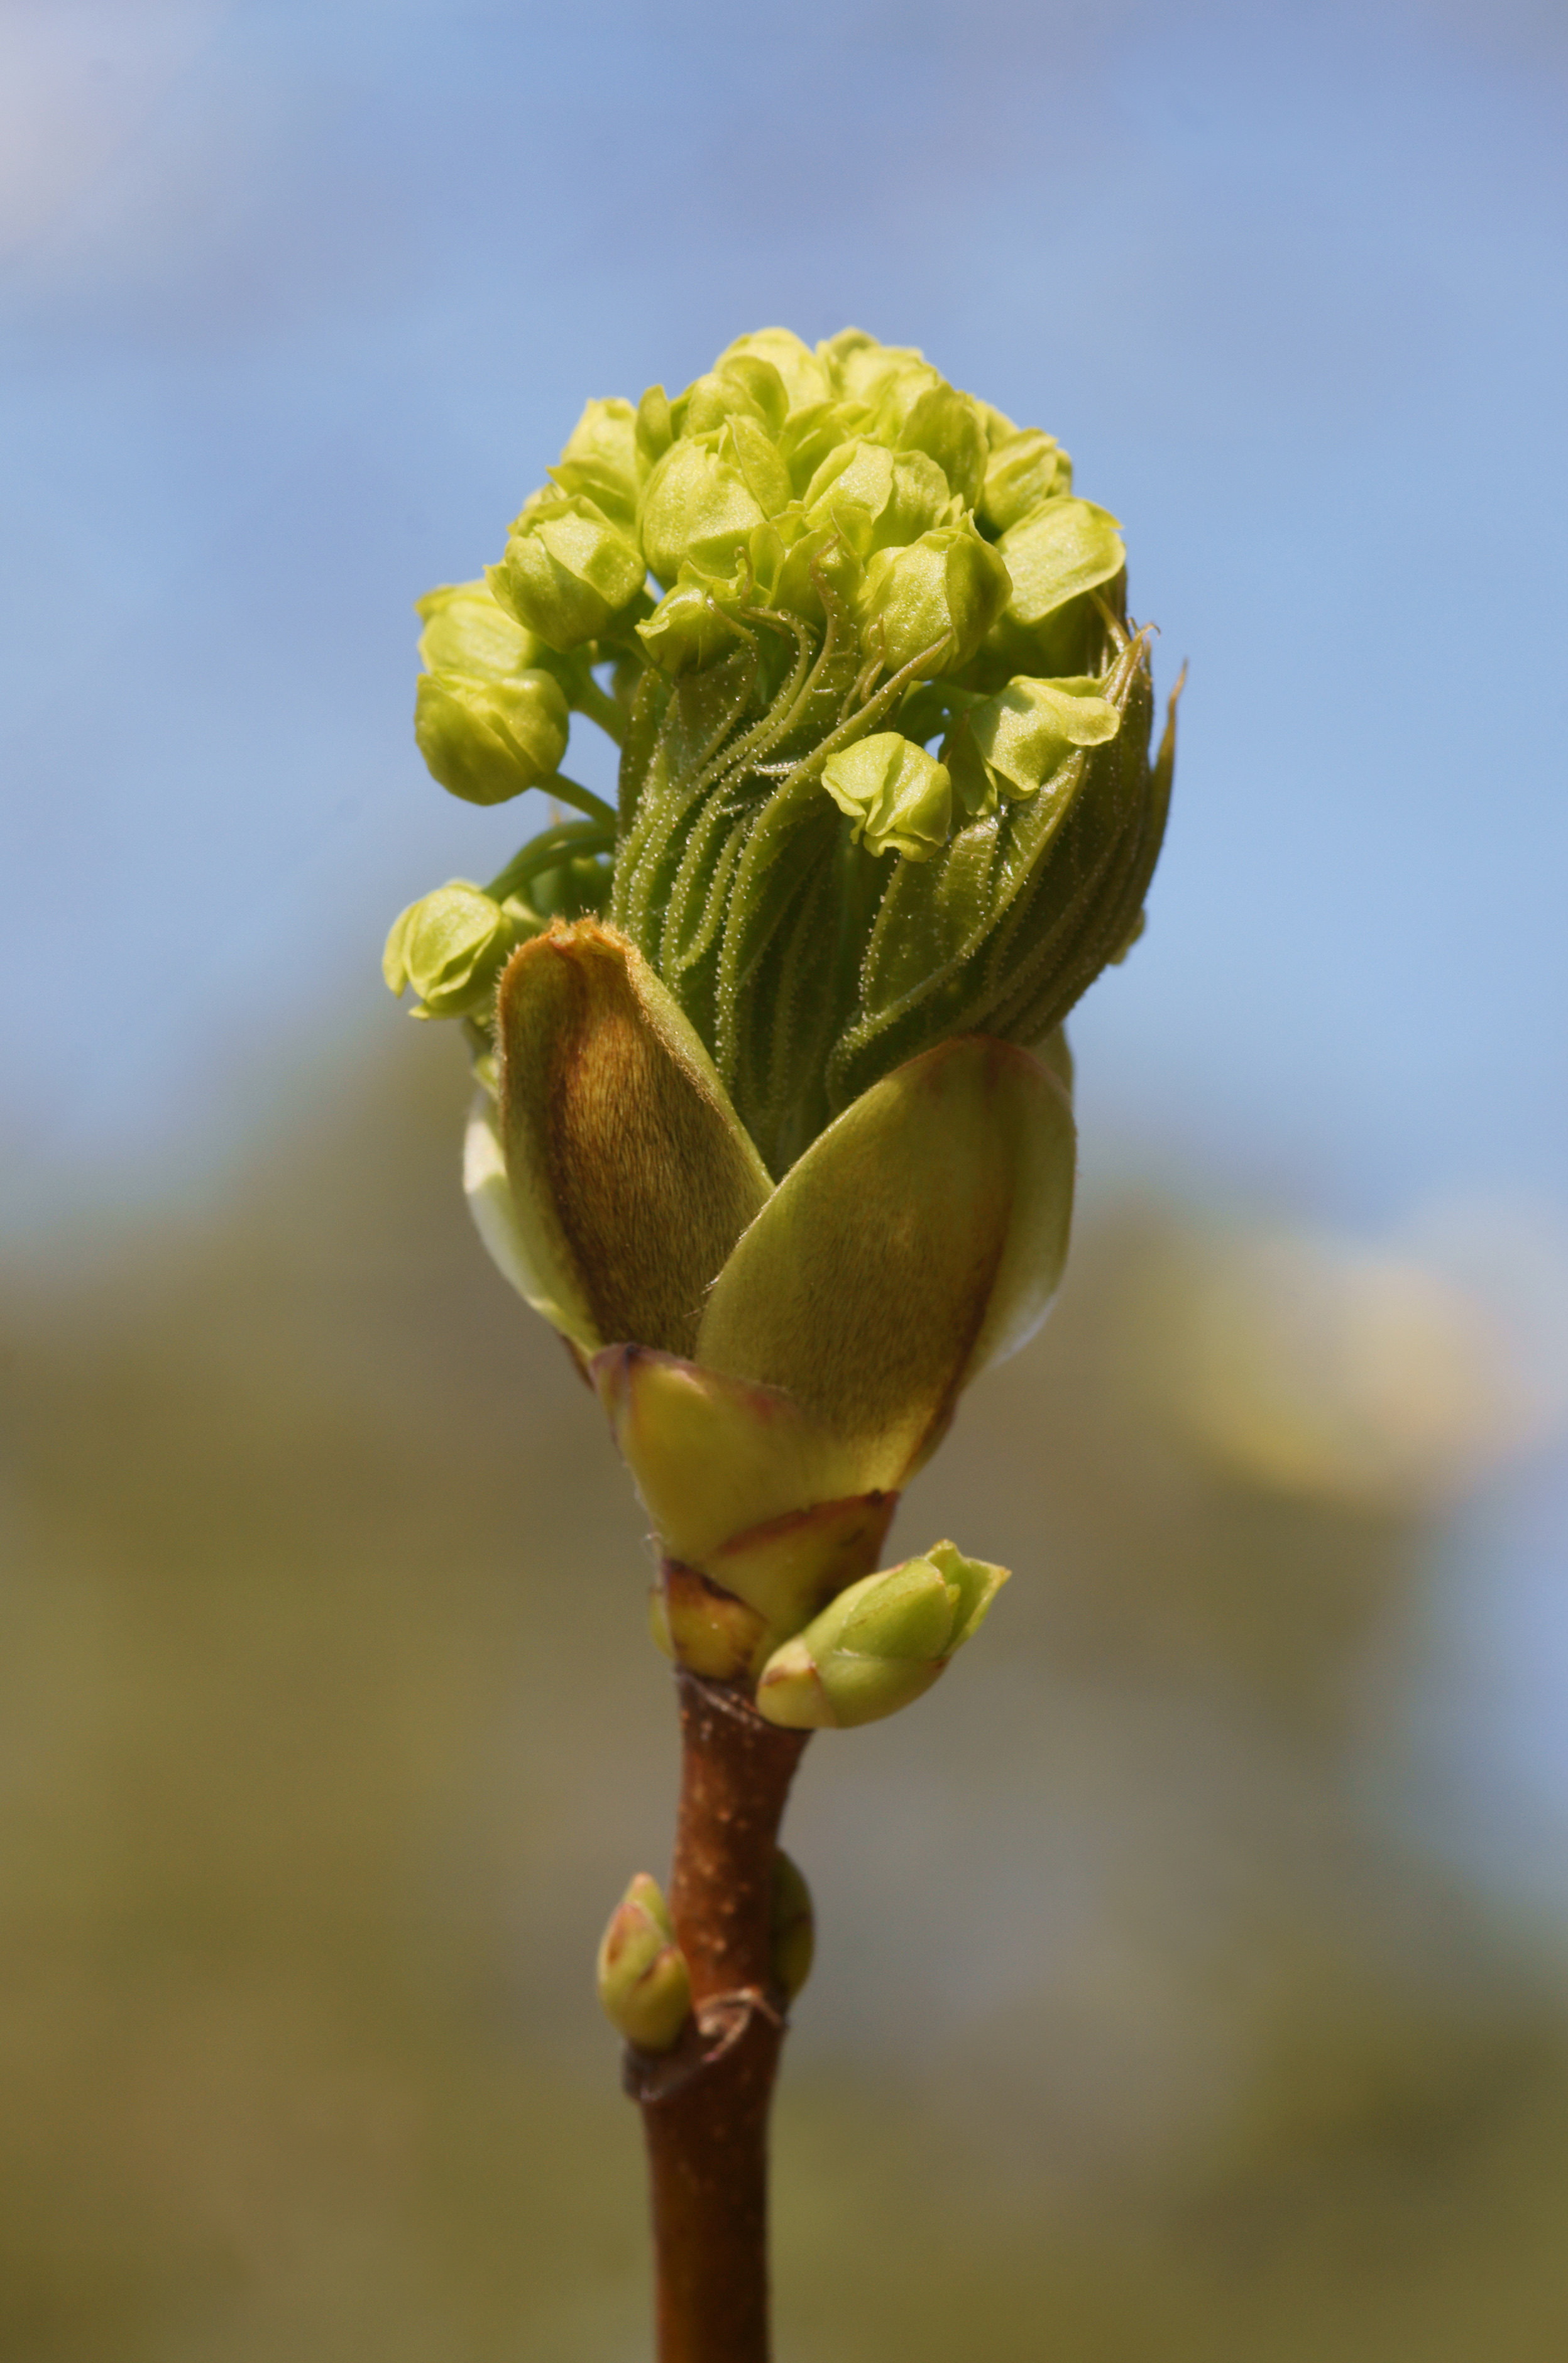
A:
386,327,1176,1176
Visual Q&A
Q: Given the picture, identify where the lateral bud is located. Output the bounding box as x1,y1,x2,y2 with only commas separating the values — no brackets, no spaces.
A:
755,1540,1009,1730
770,1850,815,2004
595,1872,691,2053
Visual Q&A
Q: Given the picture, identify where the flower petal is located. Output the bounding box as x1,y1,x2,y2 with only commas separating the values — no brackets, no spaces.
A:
696,1034,1075,1476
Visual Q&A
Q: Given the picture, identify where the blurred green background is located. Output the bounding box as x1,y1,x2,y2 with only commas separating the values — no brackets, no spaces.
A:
4,1033,1566,2359
4,1,1567,2355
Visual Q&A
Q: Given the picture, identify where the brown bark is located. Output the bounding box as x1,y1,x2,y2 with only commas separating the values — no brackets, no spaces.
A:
628,1667,809,2363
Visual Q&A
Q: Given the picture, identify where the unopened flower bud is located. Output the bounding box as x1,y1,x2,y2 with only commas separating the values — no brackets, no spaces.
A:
822,733,952,862
858,521,1012,678
490,491,647,652
756,1541,1008,1730
979,427,1073,535
940,673,1121,819
414,667,569,806
639,424,791,587
415,578,546,677
869,364,988,510
596,1873,691,2053
770,1850,814,2002
818,327,925,405
678,355,790,440
383,882,533,1021
402,326,1175,1183
636,579,747,677
802,439,951,560
547,395,640,530
720,327,833,414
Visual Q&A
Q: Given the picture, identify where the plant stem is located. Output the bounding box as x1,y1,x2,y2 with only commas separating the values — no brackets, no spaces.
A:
632,1668,809,2363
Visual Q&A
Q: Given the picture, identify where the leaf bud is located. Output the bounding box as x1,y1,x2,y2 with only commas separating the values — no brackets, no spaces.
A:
979,427,1073,535
382,882,533,1021
755,1540,1009,1730
490,490,647,652
858,520,1012,677
822,732,952,862
770,1850,815,2002
596,1872,691,2053
414,666,569,806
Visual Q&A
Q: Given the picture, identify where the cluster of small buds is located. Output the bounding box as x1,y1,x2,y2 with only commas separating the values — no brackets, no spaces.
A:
387,325,1176,1176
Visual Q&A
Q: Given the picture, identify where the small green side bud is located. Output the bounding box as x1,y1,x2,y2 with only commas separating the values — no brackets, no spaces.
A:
858,521,1012,678
822,732,952,862
383,882,532,1021
548,395,640,529
978,427,1072,535
490,491,647,652
755,1540,1009,1730
414,667,569,806
596,1873,691,2053
770,1850,815,2003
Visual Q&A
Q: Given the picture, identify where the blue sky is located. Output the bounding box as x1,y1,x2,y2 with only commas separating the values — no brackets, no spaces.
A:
2,0,1566,1882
